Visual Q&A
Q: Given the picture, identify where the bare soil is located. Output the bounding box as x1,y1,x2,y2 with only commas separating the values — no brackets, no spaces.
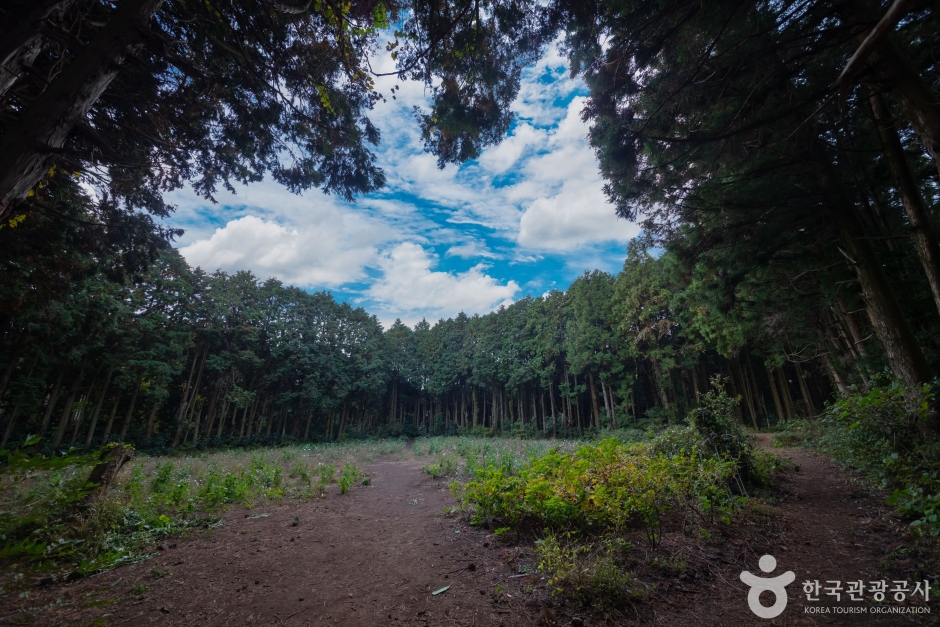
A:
1,438,933,626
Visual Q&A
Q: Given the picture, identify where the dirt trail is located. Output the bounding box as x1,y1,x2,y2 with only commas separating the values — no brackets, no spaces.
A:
3,440,931,627
8,460,535,627
648,435,927,626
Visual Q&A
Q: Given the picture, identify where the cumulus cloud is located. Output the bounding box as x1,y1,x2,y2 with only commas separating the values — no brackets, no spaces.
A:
516,98,639,250
179,211,387,287
167,38,639,324
367,243,519,325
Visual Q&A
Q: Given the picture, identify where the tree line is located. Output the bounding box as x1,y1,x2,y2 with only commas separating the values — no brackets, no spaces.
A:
0,209,886,449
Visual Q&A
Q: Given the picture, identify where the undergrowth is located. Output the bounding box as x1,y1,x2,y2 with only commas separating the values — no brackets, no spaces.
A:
445,381,781,613
772,379,940,536
0,439,380,583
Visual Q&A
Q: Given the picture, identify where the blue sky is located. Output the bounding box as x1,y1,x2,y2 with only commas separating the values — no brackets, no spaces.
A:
165,41,639,327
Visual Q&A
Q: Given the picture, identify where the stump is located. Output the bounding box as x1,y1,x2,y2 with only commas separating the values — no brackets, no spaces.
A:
83,444,134,501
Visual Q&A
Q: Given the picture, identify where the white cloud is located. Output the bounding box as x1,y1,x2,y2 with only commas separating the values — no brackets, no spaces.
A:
516,97,639,250
446,240,499,259
179,211,387,287
367,243,519,325
166,38,639,324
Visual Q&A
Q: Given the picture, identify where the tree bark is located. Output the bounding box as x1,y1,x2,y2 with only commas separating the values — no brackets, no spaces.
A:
821,161,933,386
118,371,143,440
765,362,785,424
0,0,75,98
172,348,204,447
588,371,600,429
38,369,64,437
1,402,22,449
0,0,166,220
776,366,795,421
876,39,940,179
100,395,120,445
144,402,160,438
52,370,84,449
792,361,816,418
869,89,940,317
84,366,113,447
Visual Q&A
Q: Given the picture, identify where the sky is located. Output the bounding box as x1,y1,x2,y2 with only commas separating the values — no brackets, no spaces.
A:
165,41,640,328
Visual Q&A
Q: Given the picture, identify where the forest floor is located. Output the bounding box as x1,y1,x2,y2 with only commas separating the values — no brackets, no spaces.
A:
1,437,933,627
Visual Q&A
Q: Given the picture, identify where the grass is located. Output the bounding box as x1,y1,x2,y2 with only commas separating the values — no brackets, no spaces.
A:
0,438,408,585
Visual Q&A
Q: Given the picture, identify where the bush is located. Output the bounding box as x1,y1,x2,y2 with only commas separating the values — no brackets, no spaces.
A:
454,438,735,547
649,377,774,489
338,463,361,494
535,531,640,610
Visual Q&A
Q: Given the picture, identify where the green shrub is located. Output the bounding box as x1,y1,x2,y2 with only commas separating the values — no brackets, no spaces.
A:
535,531,640,610
339,464,361,494
454,438,734,547
804,381,940,535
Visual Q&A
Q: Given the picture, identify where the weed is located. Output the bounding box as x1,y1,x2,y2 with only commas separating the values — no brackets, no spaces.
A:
339,464,361,494
130,582,147,596
150,567,169,579
535,531,640,610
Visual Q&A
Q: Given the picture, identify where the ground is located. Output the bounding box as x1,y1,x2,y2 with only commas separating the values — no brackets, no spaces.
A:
0,438,932,626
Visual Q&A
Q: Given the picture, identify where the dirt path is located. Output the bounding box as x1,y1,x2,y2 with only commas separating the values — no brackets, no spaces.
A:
7,460,539,627
3,441,932,626
646,435,929,626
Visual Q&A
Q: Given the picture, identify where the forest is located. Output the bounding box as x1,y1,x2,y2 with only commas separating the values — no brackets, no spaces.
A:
1,236,875,451
1,0,939,622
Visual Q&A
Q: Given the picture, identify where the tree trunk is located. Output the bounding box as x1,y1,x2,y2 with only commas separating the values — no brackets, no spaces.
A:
822,162,933,386
0,335,25,403
118,371,143,440
144,402,160,438
39,370,65,437
0,0,166,220
171,348,203,447
869,89,940,317
100,395,120,444
84,366,113,447
877,39,940,179
202,380,223,437
744,351,768,429
792,361,816,419
776,366,795,421
548,380,557,436
588,371,600,429
733,358,758,430
0,0,75,98
1,402,22,449
765,362,786,424
52,370,84,449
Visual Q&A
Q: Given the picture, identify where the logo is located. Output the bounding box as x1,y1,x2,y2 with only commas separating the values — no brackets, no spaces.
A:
740,554,795,619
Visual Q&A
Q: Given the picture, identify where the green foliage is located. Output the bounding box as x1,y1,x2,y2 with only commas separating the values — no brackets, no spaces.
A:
782,381,940,536
535,531,640,610
130,582,148,596
455,438,734,548
0,443,367,578
338,464,361,494
422,454,458,479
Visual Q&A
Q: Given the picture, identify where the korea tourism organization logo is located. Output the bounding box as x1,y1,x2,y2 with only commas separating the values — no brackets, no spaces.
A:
740,555,932,619
740,554,795,618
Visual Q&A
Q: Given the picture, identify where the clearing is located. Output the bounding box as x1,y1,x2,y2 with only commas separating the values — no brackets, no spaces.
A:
0,438,930,626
